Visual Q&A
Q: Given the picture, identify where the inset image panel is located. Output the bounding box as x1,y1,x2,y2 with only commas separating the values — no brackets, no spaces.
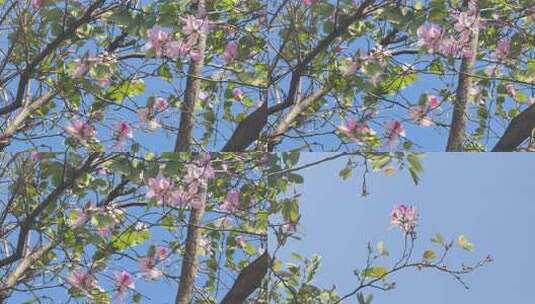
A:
0,152,268,303
267,153,534,303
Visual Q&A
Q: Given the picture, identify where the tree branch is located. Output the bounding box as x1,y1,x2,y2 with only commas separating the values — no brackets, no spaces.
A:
174,185,207,304
219,252,269,304
221,0,376,152
0,153,98,268
446,1,480,151
492,103,535,151
0,0,104,116
174,3,208,152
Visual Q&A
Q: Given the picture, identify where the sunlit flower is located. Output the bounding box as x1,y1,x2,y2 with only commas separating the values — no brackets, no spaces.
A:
391,204,418,233
114,271,135,298
337,119,374,142
417,23,442,53
67,271,98,291
65,119,96,141
223,42,239,62
220,189,240,213
384,120,405,146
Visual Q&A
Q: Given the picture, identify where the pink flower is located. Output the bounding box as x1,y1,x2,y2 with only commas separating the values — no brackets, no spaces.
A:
72,61,88,78
114,271,135,298
220,189,240,213
144,26,170,57
154,97,168,112
303,0,315,5
384,120,405,146
114,121,133,147
164,40,190,59
223,42,239,62
409,106,433,127
146,175,174,206
417,23,442,53
181,15,208,36
138,257,162,280
427,95,440,109
198,91,209,102
65,119,95,141
156,246,169,260
495,38,510,59
232,88,244,100
337,119,374,142
67,271,97,291
438,37,461,57
198,237,212,255
32,0,45,10
30,151,44,160
390,204,418,233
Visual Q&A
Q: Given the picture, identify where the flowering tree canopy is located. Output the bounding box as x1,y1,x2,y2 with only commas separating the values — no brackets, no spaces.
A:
0,0,533,152
0,0,504,302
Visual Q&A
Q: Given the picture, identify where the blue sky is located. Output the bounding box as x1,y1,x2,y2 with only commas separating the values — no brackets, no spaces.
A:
276,153,535,303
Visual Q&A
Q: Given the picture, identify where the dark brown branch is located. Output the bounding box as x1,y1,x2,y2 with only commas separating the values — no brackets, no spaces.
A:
221,0,376,152
492,103,535,151
0,0,105,116
219,252,269,304
0,153,98,268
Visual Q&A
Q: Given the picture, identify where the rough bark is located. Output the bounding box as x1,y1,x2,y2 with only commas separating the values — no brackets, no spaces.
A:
174,2,209,303
267,86,331,150
219,252,269,304
492,103,535,151
174,6,208,152
445,2,480,151
174,186,207,304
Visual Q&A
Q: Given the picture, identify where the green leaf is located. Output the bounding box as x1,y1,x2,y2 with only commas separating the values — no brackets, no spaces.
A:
423,250,436,262
363,266,387,279
110,229,150,251
431,233,445,245
107,79,145,103
457,234,475,252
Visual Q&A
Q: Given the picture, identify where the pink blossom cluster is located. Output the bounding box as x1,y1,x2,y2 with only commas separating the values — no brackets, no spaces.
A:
384,120,406,147
65,119,96,142
138,246,170,280
146,156,215,210
145,15,211,61
417,1,480,59
71,52,116,87
138,97,169,130
114,271,135,299
409,94,441,126
31,0,45,10
223,42,239,63
67,271,100,292
391,204,418,233
68,203,124,237
220,189,240,213
113,121,133,148
337,119,375,142
64,118,135,148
